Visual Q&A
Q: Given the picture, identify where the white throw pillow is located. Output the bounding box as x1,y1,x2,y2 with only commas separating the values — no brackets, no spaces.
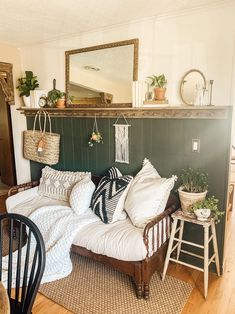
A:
135,158,161,181
125,159,177,228
38,166,91,201
70,177,95,215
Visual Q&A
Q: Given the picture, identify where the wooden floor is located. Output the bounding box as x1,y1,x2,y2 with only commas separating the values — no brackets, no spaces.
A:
1,193,235,314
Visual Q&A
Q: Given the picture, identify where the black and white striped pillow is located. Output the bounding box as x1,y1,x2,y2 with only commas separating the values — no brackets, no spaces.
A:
106,167,123,179
91,168,132,223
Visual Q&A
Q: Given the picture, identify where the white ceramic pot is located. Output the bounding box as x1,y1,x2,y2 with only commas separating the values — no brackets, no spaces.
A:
22,95,31,107
178,186,207,212
194,208,211,221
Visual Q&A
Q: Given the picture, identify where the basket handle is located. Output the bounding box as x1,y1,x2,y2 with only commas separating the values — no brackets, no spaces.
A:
33,110,52,135
44,111,52,134
33,111,43,134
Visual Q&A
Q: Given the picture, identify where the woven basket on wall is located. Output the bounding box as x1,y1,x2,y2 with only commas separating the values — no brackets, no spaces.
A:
23,111,60,165
178,186,207,212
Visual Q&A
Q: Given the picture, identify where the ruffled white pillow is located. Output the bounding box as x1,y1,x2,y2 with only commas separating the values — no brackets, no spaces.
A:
70,177,95,215
125,159,177,228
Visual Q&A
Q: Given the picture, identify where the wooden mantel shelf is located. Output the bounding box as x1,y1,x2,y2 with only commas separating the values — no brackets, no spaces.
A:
17,105,232,119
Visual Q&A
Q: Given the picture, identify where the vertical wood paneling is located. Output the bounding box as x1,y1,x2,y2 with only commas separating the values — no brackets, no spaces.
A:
26,115,232,270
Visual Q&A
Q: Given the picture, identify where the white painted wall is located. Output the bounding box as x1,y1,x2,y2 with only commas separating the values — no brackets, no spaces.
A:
20,3,235,106
1,2,233,181
0,43,31,184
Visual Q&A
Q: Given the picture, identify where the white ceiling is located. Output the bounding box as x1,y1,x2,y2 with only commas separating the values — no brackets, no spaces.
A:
0,0,233,46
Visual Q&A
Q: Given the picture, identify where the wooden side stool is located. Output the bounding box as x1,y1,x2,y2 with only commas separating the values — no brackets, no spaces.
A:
162,210,220,298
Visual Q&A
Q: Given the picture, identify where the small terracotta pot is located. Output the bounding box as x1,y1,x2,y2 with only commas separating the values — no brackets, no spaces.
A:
56,98,66,108
154,87,166,100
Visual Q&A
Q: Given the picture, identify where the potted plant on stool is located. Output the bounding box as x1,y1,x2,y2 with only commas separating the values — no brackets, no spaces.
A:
148,74,167,100
191,196,224,223
178,168,208,212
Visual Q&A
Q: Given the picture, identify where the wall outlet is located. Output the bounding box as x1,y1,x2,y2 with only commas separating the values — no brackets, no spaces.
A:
192,139,200,152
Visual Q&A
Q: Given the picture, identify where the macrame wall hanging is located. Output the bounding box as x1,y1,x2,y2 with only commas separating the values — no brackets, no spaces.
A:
113,114,131,164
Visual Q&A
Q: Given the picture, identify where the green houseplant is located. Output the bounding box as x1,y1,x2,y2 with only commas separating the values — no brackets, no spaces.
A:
16,71,39,107
55,91,66,108
189,196,224,223
178,168,208,212
47,79,65,108
147,74,167,101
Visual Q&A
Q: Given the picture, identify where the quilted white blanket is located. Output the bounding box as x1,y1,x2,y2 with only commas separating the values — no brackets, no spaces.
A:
2,205,99,286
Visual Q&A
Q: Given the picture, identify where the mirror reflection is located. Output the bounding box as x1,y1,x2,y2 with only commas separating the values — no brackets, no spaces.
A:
180,69,206,105
65,39,138,106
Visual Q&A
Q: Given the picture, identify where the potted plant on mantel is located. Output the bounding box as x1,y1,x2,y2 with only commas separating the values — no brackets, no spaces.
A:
47,79,66,108
56,91,66,108
178,168,208,212
16,71,39,107
148,74,167,101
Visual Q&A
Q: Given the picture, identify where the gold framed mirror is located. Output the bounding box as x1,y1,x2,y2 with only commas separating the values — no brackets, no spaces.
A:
180,69,206,105
65,39,138,107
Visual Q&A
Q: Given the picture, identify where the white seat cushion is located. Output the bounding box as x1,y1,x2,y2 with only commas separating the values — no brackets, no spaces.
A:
73,214,147,261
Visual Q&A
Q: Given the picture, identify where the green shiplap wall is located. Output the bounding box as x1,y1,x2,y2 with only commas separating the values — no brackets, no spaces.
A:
27,114,232,271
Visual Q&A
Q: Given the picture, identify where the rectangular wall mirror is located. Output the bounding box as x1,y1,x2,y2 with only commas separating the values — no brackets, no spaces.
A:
65,39,138,107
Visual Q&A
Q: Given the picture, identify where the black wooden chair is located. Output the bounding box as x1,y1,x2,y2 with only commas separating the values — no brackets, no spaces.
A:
0,213,46,314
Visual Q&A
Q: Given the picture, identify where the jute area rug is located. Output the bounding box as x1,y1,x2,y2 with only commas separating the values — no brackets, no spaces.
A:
39,253,193,314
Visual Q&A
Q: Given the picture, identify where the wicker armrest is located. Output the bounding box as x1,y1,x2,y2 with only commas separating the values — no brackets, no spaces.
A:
8,180,40,196
143,193,180,256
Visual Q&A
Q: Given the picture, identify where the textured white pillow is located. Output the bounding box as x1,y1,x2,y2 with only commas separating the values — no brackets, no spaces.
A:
125,159,177,228
135,158,161,181
38,166,91,201
70,177,95,215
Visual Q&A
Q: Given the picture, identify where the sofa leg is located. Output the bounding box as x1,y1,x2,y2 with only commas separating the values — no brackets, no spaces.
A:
143,283,149,300
136,283,143,299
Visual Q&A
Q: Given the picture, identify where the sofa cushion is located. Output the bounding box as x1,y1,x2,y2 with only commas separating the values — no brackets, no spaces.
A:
72,211,170,261
69,177,95,215
38,166,90,202
125,159,177,228
91,173,132,224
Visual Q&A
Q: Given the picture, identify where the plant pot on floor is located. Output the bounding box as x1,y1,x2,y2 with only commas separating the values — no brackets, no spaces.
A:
178,186,207,212
154,87,166,100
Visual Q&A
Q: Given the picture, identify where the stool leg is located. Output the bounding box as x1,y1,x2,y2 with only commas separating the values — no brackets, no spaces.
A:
162,218,178,281
204,226,209,299
176,220,184,260
211,221,220,276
